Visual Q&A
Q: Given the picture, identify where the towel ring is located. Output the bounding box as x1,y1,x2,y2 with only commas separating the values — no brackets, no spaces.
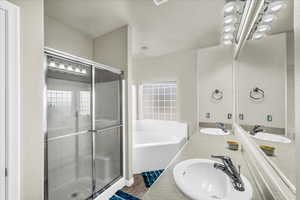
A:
250,87,264,101
211,89,223,101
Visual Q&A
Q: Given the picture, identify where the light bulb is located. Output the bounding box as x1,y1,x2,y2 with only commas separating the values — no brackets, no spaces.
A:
224,1,238,14
75,68,81,73
223,40,233,45
262,14,277,24
224,15,237,25
252,32,265,40
49,61,56,68
81,69,87,74
268,0,286,13
59,63,65,70
256,24,271,32
67,66,74,71
224,25,235,33
223,33,234,40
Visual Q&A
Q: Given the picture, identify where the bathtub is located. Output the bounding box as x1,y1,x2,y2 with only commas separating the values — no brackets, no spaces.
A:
133,120,188,174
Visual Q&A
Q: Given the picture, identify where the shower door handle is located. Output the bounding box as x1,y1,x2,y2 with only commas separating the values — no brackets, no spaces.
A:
95,124,123,134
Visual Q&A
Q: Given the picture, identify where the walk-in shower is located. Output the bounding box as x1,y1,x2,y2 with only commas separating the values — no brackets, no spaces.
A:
44,49,123,200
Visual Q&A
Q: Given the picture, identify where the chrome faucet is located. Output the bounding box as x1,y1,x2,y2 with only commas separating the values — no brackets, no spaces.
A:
250,125,264,135
216,122,228,133
211,155,245,191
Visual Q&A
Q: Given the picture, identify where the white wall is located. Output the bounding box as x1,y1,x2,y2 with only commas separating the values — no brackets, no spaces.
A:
93,26,128,71
93,25,133,181
45,16,93,60
295,0,300,198
197,46,233,124
133,49,197,137
7,0,44,199
238,34,286,129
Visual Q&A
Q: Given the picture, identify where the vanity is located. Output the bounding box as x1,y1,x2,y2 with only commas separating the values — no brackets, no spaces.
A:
143,23,295,200
143,133,260,200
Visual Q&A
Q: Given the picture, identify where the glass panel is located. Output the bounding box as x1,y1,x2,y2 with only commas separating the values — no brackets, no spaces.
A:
94,127,122,192
46,56,93,200
48,134,93,200
94,68,121,129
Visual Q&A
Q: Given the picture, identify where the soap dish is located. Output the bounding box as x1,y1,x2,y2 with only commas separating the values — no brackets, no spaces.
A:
260,145,275,156
227,141,239,151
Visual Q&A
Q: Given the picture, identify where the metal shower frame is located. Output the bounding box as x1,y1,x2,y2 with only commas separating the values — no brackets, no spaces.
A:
43,47,125,200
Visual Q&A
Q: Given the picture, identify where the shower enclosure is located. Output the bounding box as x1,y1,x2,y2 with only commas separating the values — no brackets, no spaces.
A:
44,49,123,200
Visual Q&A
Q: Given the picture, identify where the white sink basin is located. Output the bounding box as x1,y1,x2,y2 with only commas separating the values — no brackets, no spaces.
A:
200,128,230,136
251,132,291,143
173,159,253,200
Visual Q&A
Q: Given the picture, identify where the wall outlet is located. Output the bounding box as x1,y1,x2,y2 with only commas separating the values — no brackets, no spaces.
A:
267,114,272,122
227,113,232,119
239,113,244,120
205,112,210,119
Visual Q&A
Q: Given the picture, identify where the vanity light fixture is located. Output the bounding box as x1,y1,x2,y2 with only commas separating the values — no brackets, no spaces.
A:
224,15,238,25
252,32,265,40
222,0,287,48
224,25,235,33
261,14,277,24
268,0,287,13
49,60,56,68
224,33,234,40
256,24,271,32
58,63,65,70
81,69,87,74
250,0,286,40
67,65,74,71
223,40,233,45
75,67,81,73
224,1,239,14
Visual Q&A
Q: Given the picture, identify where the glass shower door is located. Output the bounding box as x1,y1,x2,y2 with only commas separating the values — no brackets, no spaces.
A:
93,67,123,193
46,56,93,200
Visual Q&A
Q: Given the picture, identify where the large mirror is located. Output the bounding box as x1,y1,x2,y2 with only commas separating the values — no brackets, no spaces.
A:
236,31,295,188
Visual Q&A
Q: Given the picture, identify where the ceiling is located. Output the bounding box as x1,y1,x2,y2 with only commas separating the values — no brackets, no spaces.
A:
45,0,293,58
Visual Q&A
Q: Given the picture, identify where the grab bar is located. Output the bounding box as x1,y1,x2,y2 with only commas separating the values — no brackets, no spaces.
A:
46,124,123,142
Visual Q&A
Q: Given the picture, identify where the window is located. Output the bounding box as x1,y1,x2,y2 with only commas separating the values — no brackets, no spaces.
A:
140,82,177,121
79,91,91,115
47,90,72,110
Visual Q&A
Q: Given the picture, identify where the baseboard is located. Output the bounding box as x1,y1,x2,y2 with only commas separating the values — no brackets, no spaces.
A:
94,178,126,200
126,177,134,187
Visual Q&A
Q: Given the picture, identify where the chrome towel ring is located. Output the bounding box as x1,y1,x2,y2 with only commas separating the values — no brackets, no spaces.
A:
250,87,264,101
211,89,223,101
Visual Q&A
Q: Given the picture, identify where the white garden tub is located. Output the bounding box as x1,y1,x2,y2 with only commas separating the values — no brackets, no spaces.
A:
133,120,188,174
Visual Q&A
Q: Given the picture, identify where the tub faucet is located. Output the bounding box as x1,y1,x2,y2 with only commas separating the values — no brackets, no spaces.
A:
250,125,264,135
211,155,245,192
216,122,228,133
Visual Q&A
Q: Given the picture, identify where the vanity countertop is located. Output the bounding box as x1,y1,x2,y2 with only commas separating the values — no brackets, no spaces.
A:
253,138,296,186
143,132,261,200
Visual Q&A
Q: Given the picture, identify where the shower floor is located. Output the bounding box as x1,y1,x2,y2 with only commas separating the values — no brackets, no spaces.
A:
49,177,107,200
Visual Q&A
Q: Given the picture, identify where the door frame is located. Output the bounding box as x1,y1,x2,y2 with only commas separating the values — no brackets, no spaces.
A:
0,1,20,200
